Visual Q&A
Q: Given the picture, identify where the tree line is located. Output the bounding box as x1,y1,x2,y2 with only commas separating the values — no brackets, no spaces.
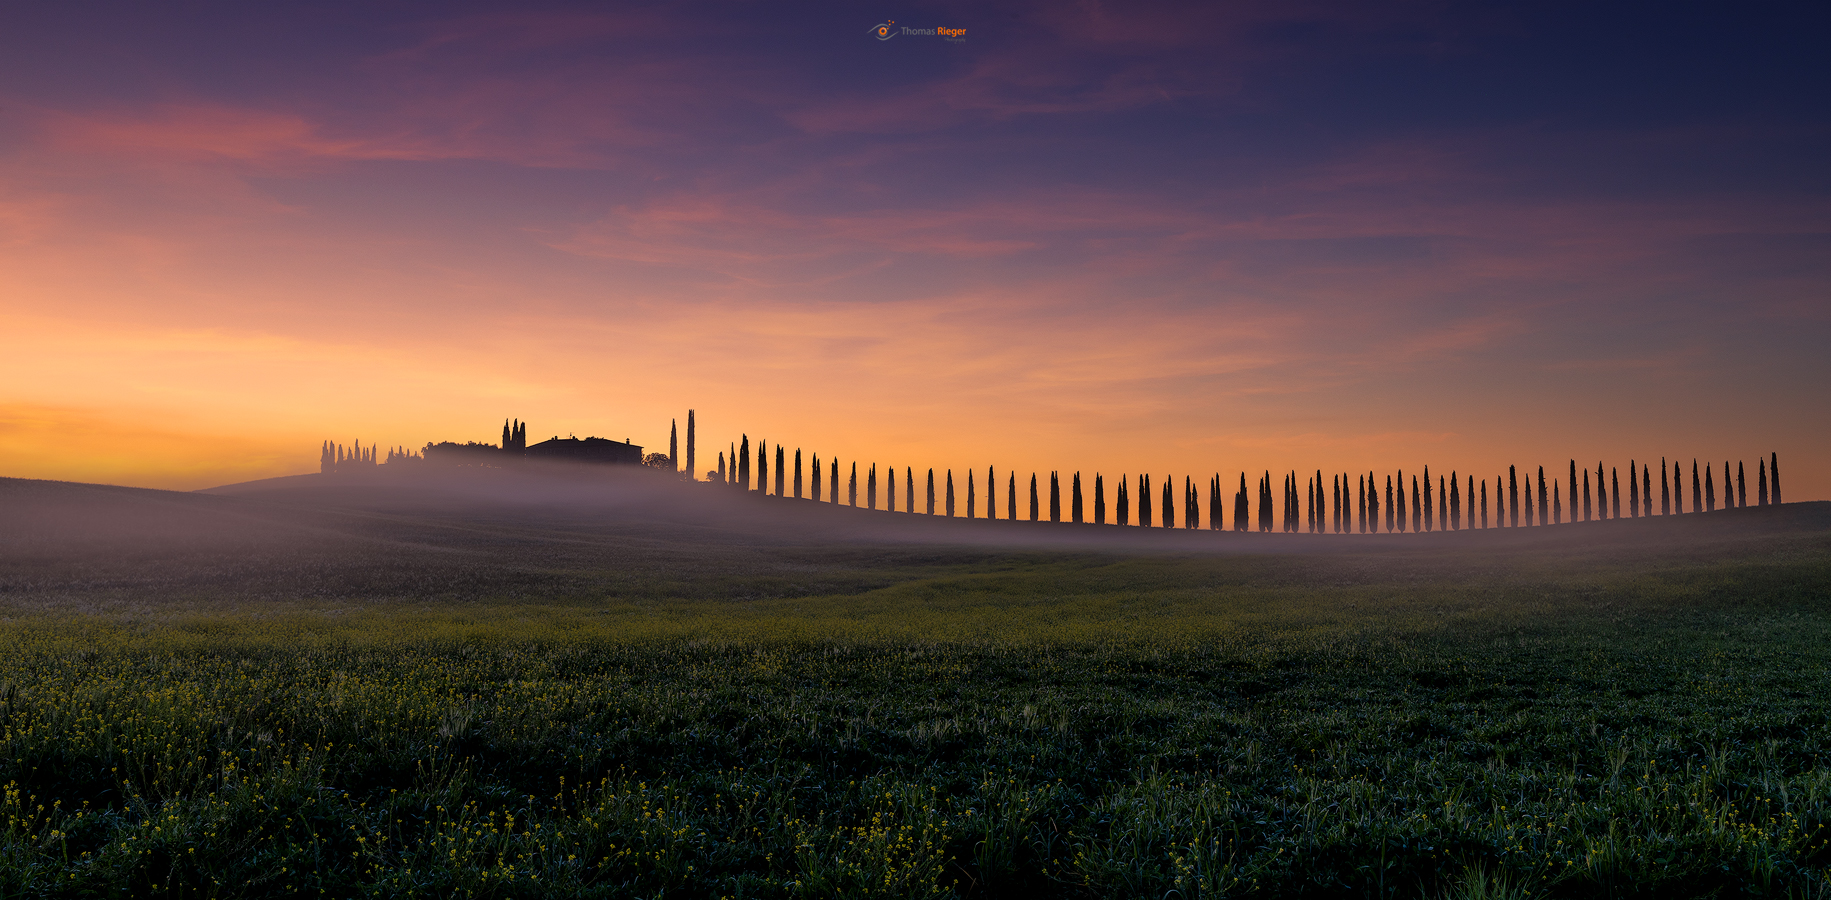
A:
705,439,1785,531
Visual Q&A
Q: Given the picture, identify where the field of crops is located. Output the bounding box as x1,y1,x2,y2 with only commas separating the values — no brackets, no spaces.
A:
2,476,1829,897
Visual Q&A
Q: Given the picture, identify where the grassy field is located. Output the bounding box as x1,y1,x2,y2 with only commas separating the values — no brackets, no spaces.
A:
2,474,1829,897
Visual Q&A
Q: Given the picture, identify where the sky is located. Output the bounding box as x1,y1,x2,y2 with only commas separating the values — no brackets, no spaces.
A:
2,1,1827,500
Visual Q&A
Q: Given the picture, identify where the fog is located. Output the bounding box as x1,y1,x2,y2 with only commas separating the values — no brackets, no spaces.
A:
3,466,1824,613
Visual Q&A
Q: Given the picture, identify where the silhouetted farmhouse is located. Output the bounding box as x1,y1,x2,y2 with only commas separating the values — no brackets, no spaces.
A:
525,436,644,465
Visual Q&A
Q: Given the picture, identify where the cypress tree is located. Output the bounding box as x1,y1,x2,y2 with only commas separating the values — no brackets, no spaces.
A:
1305,477,1314,533
810,455,820,499
988,467,997,520
1660,457,1670,515
1237,473,1249,532
1139,475,1152,527
758,441,768,495
1007,472,1016,521
1705,463,1715,511
503,420,512,448
832,457,840,504
1049,471,1060,523
1117,476,1130,526
1759,459,1769,506
776,445,786,497
1410,475,1421,533
868,463,877,509
1396,470,1408,533
1095,474,1106,524
889,466,898,512
967,469,976,519
1569,460,1578,516
1523,473,1534,527
849,462,858,507
1447,472,1459,530
1438,476,1447,530
1029,474,1039,522
739,436,750,490
1214,476,1224,531
1190,476,1201,530
1538,466,1548,524
795,449,804,498
1072,472,1083,524
669,419,678,473
1553,480,1561,523
1356,475,1366,533
1691,460,1700,513
909,469,916,513
1480,479,1489,528
1611,467,1620,518
1508,466,1519,527
718,451,727,485
1583,469,1592,521
1628,461,1639,517
1165,477,1177,529
1771,452,1781,504
928,469,936,515
1737,461,1746,508
686,410,695,482
1386,475,1395,533
1595,463,1606,519
946,470,955,517
1413,468,1428,530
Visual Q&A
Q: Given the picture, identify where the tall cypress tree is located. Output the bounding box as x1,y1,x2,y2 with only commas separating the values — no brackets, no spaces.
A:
1522,473,1533,527
1214,476,1225,531
1569,460,1578,516
867,463,876,509
1190,476,1200,530
1480,479,1489,528
758,441,768,495
1029,474,1039,522
1396,470,1407,533
1448,472,1460,530
795,449,804,498
1610,467,1620,518
1759,458,1769,506
889,466,898,512
776,445,786,497
1660,457,1670,515
1165,477,1177,530
1117,476,1130,526
1049,472,1060,523
1553,480,1561,524
1237,473,1249,532
1094,473,1105,524
1771,452,1781,504
1691,460,1701,513
1382,475,1393,533
988,467,997,519
739,436,750,490
669,419,678,474
1140,475,1153,527
1583,469,1592,521
1737,461,1746,508
1006,472,1015,521
946,470,955,517
849,462,858,506
1410,475,1421,533
1413,468,1428,530
1538,466,1548,524
908,468,915,513
967,469,976,519
1438,476,1447,530
1354,475,1364,534
1705,463,1715,511
685,410,695,482
810,455,820,499
927,469,936,515
1072,472,1083,524
718,451,727,485
1595,463,1606,519
1628,461,1639,517
1508,466,1519,527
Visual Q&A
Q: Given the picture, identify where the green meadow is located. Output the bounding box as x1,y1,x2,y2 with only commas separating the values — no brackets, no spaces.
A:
2,477,1829,897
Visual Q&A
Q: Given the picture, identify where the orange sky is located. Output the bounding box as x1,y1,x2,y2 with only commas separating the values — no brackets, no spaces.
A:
2,4,1826,501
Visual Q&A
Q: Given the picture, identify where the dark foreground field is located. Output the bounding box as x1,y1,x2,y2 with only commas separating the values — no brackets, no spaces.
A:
2,470,1829,898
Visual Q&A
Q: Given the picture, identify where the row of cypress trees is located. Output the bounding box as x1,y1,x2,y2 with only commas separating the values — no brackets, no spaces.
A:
703,438,1784,532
